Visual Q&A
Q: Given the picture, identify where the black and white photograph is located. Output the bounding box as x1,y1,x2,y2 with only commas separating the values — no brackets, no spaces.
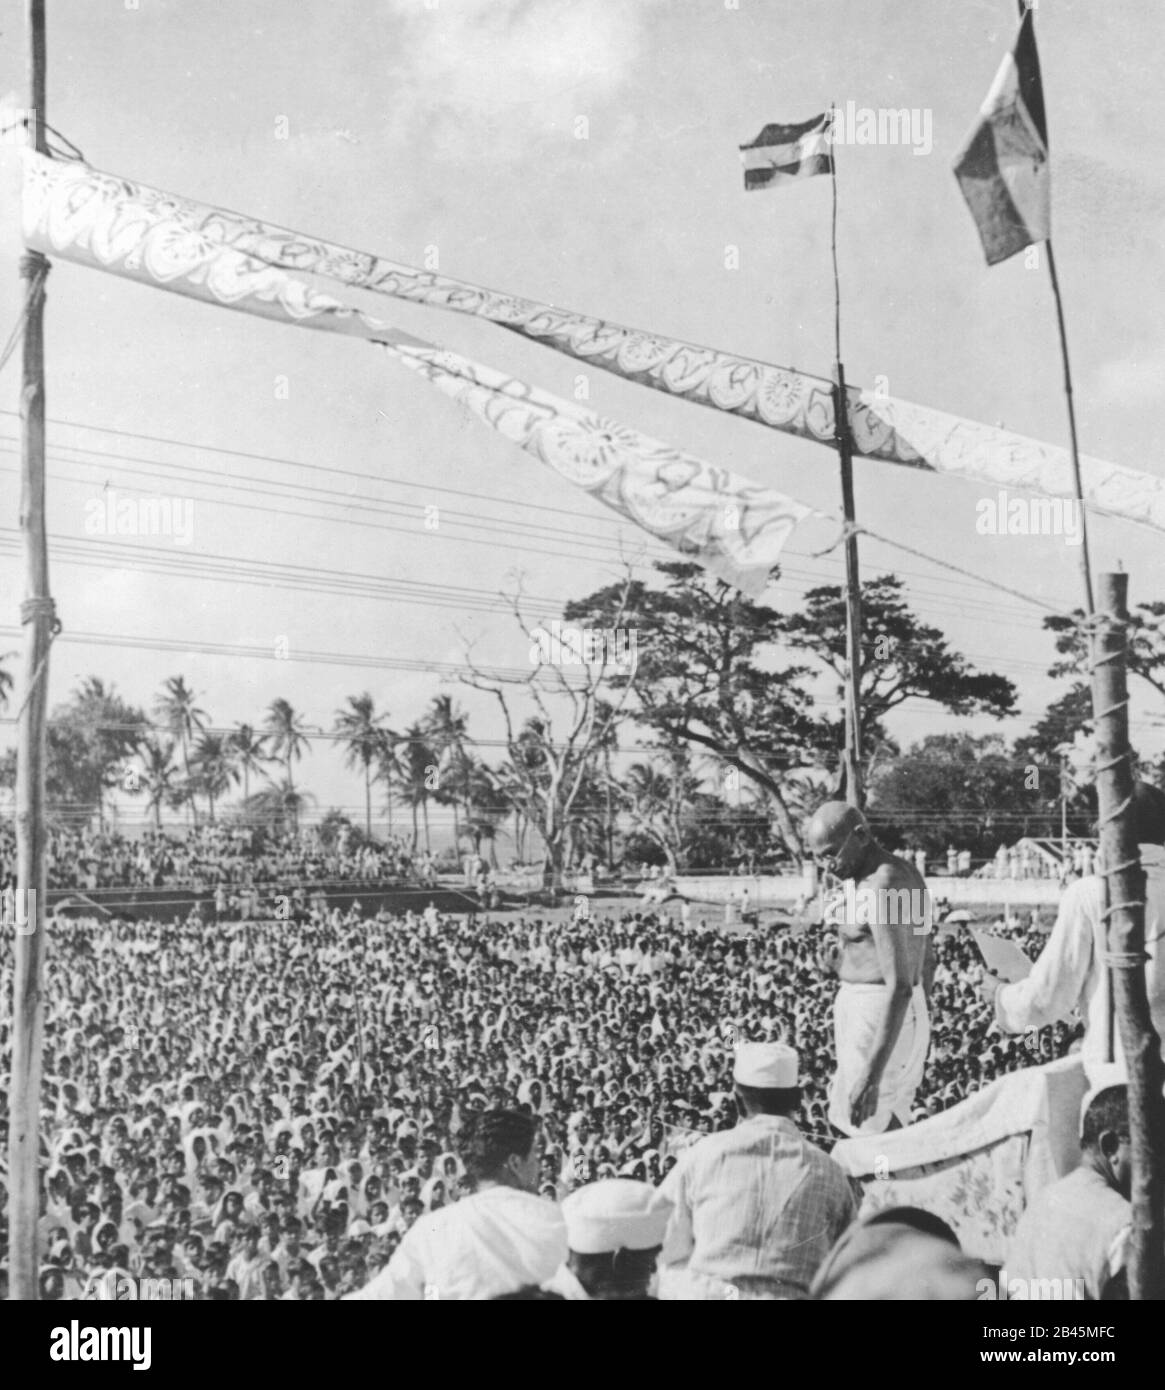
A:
1,0,1163,1359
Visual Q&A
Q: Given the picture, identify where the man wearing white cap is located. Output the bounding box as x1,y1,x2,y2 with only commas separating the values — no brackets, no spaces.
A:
654,1042,855,1299
543,1179,671,1300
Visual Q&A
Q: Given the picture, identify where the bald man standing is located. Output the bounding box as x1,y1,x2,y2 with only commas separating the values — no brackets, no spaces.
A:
807,801,934,1136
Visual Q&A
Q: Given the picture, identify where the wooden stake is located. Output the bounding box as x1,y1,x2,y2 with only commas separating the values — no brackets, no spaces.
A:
1091,571,1165,1299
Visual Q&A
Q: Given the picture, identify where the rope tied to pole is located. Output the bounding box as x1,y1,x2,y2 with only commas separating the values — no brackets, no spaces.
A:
20,595,60,631
18,250,50,287
14,598,61,724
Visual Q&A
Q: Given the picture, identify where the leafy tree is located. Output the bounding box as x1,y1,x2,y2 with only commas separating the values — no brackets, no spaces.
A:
565,562,818,857
779,574,1017,763
48,678,148,827
868,732,1059,860
1044,603,1165,704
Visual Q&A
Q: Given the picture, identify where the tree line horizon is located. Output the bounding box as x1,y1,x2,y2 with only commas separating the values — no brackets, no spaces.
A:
2,561,1162,886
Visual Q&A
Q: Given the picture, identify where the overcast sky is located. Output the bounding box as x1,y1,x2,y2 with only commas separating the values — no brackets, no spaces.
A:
0,0,1162,833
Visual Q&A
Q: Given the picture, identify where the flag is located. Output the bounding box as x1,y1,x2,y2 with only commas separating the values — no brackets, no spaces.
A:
739,112,833,191
954,6,1050,265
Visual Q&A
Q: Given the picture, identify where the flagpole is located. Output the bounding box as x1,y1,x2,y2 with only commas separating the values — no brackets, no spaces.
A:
1043,238,1095,617
828,103,863,809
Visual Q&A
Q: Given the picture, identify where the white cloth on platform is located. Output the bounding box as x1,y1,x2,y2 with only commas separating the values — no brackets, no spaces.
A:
829,982,930,1136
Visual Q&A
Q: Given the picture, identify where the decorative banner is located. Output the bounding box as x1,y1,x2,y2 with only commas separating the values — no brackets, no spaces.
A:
21,152,813,597
22,152,1162,537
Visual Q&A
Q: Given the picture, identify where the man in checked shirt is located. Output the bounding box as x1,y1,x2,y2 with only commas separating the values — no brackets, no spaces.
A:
652,1042,855,1299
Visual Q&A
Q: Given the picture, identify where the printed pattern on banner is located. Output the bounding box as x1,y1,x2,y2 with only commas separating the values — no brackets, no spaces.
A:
21,152,813,597
22,152,1162,535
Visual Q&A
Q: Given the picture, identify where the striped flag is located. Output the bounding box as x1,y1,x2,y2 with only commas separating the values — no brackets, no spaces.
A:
739,112,833,192
953,6,1050,265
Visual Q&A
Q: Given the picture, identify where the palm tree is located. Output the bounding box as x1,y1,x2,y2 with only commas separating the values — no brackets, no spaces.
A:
264,699,312,796
191,732,236,822
424,695,471,846
243,779,315,836
399,722,438,853
136,737,180,829
447,753,502,858
228,723,269,802
333,693,396,838
154,676,208,824
376,737,403,839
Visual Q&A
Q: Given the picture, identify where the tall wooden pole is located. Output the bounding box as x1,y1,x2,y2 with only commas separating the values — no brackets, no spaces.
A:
9,0,52,1303
828,106,862,808
834,364,862,809
1091,571,1165,1299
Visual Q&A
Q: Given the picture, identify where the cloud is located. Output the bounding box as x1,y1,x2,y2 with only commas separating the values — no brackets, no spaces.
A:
380,0,662,161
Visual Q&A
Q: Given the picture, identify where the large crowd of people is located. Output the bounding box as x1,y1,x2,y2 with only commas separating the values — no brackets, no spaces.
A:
0,885,1078,1300
0,822,422,896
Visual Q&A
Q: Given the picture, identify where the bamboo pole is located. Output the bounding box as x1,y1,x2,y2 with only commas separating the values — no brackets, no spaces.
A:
827,106,862,809
1091,571,1165,1299
9,0,52,1303
833,364,862,810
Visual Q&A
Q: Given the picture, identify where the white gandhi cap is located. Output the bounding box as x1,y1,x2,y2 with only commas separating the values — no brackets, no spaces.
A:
561,1179,672,1254
733,1041,800,1089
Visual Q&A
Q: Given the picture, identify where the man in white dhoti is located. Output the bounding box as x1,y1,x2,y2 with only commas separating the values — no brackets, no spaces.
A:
807,802,933,1136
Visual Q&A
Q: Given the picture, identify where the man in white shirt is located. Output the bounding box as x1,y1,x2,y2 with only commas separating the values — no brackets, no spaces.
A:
1004,1085,1132,1300
654,1043,855,1299
345,1110,566,1300
983,782,1165,1086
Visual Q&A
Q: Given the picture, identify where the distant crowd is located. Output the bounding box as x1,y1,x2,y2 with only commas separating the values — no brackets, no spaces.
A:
0,822,428,896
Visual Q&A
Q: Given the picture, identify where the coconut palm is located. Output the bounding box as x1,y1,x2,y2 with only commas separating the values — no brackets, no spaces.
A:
136,737,180,829
191,732,237,822
399,722,438,853
333,693,397,838
424,695,472,843
154,676,208,823
376,737,403,839
263,699,312,795
243,779,315,836
228,723,269,802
